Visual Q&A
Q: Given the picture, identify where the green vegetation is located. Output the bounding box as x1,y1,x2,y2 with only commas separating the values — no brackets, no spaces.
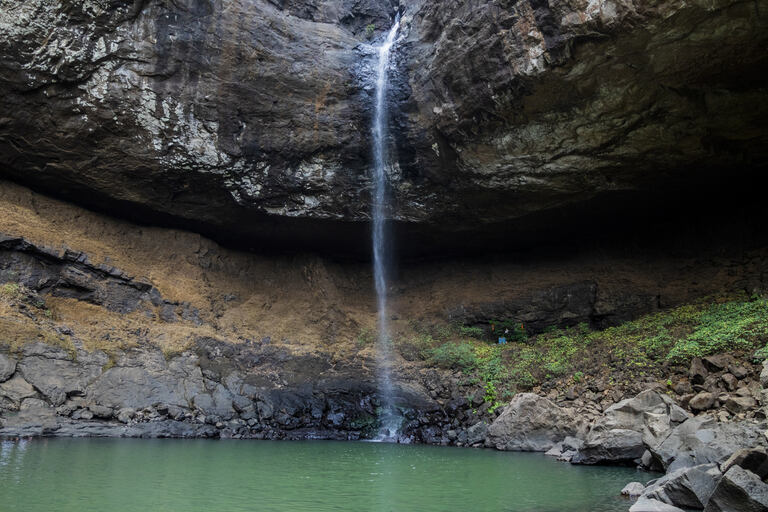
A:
0,282,20,298
459,325,484,338
365,24,376,38
356,327,375,348
398,294,768,410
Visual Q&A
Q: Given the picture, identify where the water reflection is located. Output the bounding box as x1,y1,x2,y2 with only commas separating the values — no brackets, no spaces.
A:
0,439,649,512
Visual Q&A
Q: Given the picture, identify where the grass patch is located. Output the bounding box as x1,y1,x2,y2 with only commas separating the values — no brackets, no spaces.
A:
402,294,768,408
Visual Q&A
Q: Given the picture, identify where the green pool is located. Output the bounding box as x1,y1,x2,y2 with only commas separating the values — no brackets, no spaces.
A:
0,438,647,511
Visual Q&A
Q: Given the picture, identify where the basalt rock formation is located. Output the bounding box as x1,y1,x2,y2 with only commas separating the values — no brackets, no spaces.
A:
0,0,766,254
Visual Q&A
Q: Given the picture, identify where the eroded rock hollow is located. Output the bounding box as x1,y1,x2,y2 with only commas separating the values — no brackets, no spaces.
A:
1,0,766,254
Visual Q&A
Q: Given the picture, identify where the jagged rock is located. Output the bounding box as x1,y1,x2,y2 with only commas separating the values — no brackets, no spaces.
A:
629,497,685,512
572,429,645,465
726,395,758,414
545,445,563,458
722,374,739,392
545,435,585,461
0,374,37,408
573,390,689,465
486,393,585,451
0,353,15,382
690,392,717,412
730,366,750,380
690,359,709,386
622,482,646,497
562,436,584,451
466,421,488,445
721,448,768,481
642,463,722,509
651,417,767,472
674,381,694,396
703,355,736,373
116,408,136,424
705,466,768,512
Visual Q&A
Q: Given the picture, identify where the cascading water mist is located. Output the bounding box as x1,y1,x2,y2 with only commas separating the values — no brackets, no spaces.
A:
371,14,401,441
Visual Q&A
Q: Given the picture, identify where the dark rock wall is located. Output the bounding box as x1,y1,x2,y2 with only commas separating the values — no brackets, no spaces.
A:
0,0,765,254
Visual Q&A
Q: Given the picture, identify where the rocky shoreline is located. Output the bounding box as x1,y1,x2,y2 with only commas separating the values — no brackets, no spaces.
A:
2,340,767,511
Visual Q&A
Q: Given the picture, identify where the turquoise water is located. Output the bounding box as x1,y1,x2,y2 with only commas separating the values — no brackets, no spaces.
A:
0,438,646,512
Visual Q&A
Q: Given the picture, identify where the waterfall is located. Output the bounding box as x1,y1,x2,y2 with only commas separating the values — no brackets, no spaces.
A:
371,15,401,441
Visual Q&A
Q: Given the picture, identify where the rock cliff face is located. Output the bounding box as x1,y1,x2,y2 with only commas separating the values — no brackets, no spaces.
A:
1,181,767,442
0,0,765,253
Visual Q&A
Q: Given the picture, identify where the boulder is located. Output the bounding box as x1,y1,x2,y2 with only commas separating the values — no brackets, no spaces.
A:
629,497,685,512
642,463,722,509
651,417,767,472
0,353,16,382
705,465,768,512
690,392,717,412
485,393,585,451
725,395,758,414
571,429,644,464
573,390,689,465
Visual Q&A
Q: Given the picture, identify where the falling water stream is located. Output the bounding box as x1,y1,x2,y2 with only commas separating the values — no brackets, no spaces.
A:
371,15,401,441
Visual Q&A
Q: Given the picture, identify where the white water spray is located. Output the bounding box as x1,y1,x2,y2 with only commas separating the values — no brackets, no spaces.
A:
371,15,401,441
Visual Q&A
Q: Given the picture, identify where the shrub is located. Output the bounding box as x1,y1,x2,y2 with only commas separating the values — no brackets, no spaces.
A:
459,325,484,339
428,342,478,372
